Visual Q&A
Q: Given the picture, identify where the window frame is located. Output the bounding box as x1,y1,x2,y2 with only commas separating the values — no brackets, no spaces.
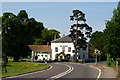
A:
68,47,71,52
55,47,58,52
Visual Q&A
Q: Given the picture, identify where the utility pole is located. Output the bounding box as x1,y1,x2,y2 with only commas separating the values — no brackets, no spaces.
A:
95,54,97,65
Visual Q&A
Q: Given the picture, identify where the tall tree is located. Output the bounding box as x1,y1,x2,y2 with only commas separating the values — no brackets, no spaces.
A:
104,1,120,59
2,10,44,61
70,9,92,61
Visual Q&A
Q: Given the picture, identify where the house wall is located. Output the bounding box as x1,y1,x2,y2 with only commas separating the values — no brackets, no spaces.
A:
51,42,75,60
36,52,51,60
51,42,89,60
78,47,89,60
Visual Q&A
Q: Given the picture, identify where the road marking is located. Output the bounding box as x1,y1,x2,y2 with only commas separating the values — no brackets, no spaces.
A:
6,65,53,79
47,63,74,80
90,65,101,80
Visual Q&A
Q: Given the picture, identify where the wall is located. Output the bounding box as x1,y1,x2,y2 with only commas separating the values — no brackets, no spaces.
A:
51,42,75,60
36,52,51,60
78,47,89,60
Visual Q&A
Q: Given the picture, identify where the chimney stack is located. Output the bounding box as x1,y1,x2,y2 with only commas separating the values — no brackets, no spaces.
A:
54,34,56,40
62,34,65,37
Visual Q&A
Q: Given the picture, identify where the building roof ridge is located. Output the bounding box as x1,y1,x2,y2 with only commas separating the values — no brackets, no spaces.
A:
51,34,72,43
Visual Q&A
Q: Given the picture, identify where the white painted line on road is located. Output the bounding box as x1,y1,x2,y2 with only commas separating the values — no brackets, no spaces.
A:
90,65,101,80
46,63,74,80
6,65,53,79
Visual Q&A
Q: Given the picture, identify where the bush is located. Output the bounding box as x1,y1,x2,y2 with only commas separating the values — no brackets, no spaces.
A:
118,60,120,65
109,61,116,67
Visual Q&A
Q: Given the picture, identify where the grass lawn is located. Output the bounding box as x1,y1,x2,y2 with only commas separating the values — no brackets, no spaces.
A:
1,61,50,77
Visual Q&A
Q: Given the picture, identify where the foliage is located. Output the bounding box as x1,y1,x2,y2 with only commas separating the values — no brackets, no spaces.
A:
34,28,60,45
104,1,120,59
2,10,44,61
70,9,92,49
2,61,49,77
108,61,116,67
89,31,105,55
107,53,111,65
89,1,120,62
70,9,92,61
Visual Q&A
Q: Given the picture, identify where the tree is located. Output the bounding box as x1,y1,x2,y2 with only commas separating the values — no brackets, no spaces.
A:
89,31,106,61
2,10,44,61
34,28,60,45
89,31,105,54
69,9,92,61
104,1,120,59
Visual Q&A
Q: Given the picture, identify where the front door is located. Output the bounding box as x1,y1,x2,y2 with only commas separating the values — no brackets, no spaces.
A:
60,56,63,60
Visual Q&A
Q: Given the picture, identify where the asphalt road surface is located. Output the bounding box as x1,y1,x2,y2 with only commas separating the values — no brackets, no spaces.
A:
3,62,99,80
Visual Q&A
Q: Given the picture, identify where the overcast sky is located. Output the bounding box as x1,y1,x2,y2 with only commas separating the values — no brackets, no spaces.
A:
2,2,119,36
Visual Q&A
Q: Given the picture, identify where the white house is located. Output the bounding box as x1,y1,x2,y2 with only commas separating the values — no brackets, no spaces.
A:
51,34,89,61
29,34,89,61
28,45,51,61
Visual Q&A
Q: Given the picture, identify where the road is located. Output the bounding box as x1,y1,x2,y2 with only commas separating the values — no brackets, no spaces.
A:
4,62,100,80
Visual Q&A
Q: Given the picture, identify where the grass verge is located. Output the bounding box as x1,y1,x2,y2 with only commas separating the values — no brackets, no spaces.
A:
70,61,84,63
1,61,49,77
108,61,116,68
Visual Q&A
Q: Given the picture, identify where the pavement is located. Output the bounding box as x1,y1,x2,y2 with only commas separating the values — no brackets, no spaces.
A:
90,62,118,79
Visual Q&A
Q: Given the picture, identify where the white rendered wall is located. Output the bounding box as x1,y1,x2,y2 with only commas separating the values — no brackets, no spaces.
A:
51,42,75,60
36,53,50,60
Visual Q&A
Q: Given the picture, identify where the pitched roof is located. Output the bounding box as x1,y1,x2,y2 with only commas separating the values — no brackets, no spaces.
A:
51,34,73,43
28,45,51,53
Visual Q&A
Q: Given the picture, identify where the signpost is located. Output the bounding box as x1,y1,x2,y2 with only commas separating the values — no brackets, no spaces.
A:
31,51,34,62
94,48,99,65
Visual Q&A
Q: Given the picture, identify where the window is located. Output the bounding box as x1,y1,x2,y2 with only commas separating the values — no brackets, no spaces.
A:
41,55,43,57
55,47,58,52
62,47,65,52
78,55,80,59
68,47,71,52
83,54,85,58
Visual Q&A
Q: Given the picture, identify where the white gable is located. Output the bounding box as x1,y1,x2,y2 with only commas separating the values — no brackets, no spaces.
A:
51,42,75,60
50,34,89,60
